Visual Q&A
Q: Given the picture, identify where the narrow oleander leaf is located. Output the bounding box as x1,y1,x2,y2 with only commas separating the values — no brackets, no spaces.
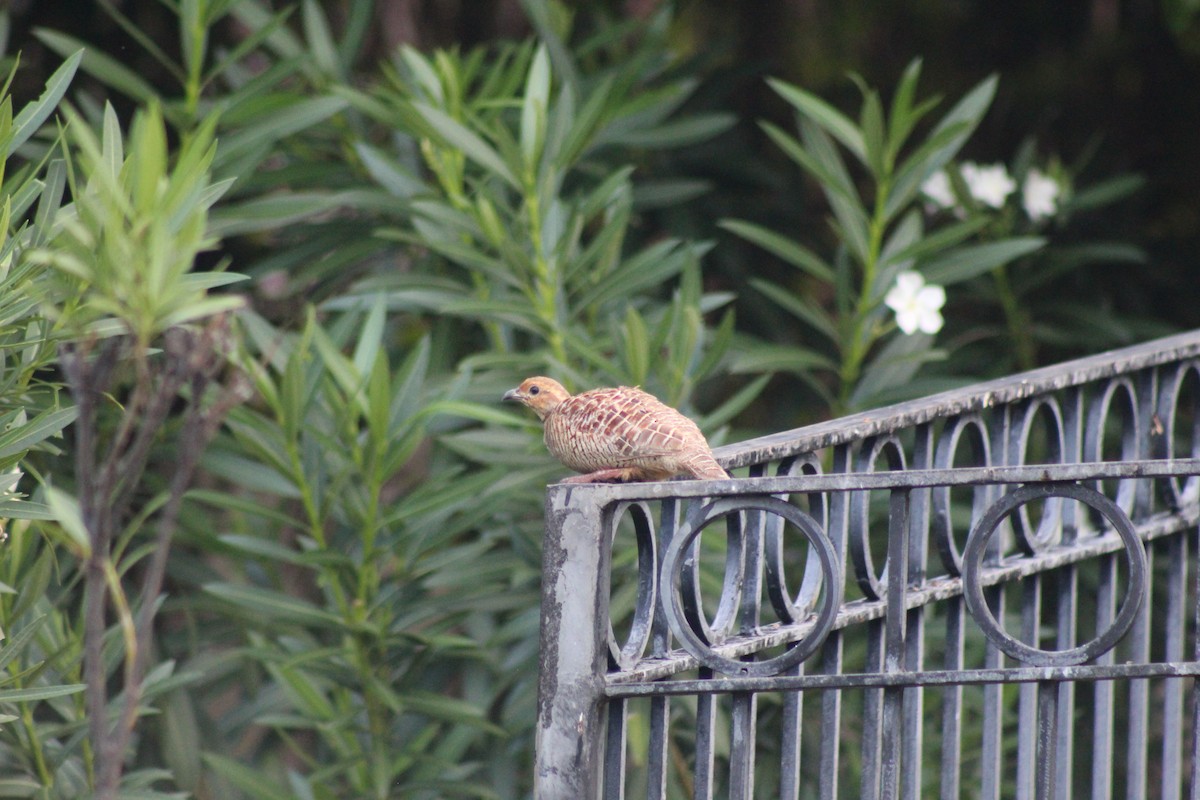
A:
520,44,551,167
411,101,519,189
9,48,80,156
0,406,77,460
922,237,1046,285
45,486,90,555
35,29,157,104
719,219,835,282
768,77,866,164
202,583,344,629
0,684,85,703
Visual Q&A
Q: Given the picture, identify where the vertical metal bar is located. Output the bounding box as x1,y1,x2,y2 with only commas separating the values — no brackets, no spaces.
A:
1128,368,1156,800
940,593,965,800
729,474,766,800
693,669,717,800
818,635,844,800
729,693,756,800
1017,576,1042,800
1054,566,1079,800
880,490,911,800
860,619,884,800
646,697,669,800
1092,553,1118,800
980,586,1006,800
1161,534,1187,800
1036,680,1059,800
1126,547,1153,800
646,500,678,800
1056,386,1083,799
535,487,612,800
779,663,804,800
981,402,1011,800
903,426,932,800
1192,525,1200,800
604,699,627,800
820,444,853,800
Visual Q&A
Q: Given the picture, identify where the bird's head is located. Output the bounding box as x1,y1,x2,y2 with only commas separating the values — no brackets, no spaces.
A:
502,376,572,420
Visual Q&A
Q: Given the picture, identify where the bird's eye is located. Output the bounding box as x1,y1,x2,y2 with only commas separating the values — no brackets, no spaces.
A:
529,385,540,396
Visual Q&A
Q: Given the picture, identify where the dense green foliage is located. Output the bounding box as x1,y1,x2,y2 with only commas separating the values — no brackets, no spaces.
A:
0,0,1190,797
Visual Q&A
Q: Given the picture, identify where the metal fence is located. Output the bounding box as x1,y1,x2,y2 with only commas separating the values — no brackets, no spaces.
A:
532,329,1200,800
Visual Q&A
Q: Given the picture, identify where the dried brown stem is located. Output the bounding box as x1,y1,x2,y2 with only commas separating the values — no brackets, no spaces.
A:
66,318,246,799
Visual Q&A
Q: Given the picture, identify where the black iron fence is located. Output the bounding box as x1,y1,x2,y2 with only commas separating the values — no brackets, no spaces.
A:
532,330,1200,799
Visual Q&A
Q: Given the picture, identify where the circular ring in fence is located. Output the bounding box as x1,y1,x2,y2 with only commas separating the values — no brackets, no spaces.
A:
962,483,1147,667
676,498,744,646
932,414,993,576
662,496,842,677
1157,361,1200,509
765,456,827,623
1008,398,1066,554
1083,377,1140,515
605,502,657,670
849,435,906,600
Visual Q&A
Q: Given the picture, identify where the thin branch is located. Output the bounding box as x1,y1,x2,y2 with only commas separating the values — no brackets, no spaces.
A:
90,317,246,796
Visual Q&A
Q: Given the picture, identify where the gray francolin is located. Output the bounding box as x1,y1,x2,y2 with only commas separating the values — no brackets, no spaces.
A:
503,376,729,483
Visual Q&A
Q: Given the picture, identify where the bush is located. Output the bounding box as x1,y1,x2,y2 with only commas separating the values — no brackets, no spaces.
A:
0,1,1166,798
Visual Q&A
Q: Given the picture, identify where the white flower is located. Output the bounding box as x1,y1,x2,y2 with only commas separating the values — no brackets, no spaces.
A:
1022,169,1061,221
885,271,946,335
920,170,957,210
961,162,1016,209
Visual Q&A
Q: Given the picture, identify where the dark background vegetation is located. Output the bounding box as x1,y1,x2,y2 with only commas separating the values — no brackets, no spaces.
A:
12,0,1200,342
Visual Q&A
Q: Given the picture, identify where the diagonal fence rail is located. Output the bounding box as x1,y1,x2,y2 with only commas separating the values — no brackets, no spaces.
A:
533,329,1200,799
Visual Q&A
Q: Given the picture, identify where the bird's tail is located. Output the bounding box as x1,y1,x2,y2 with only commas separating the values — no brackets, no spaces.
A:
684,452,730,481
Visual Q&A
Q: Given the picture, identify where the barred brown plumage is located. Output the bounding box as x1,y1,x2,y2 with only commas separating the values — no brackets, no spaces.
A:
502,376,729,483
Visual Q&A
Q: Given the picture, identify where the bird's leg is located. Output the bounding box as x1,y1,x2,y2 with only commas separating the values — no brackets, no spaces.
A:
560,468,643,484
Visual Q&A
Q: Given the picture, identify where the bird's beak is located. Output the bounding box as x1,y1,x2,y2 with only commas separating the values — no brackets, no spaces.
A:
502,388,521,402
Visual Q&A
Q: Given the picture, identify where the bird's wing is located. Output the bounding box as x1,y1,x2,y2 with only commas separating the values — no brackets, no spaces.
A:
548,387,704,470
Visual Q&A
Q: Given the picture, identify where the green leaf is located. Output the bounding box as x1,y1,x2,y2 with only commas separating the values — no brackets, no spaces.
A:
610,113,737,149
632,179,711,210
520,44,551,167
352,294,388,380
749,278,838,342
8,48,81,156
354,142,425,199
411,101,519,189
729,341,837,375
203,753,294,800
573,239,696,311
301,0,340,77
760,121,858,210
800,119,870,264
209,192,349,236
700,373,772,430
719,219,834,282
768,77,866,164
1066,174,1145,212
0,684,85,703
202,583,345,629
0,406,77,460
881,215,989,271
858,85,887,177
45,486,90,555
216,96,349,166
922,237,1046,285
34,29,157,104
851,331,945,410
620,306,651,387
0,617,46,673
886,59,929,156
422,401,529,429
